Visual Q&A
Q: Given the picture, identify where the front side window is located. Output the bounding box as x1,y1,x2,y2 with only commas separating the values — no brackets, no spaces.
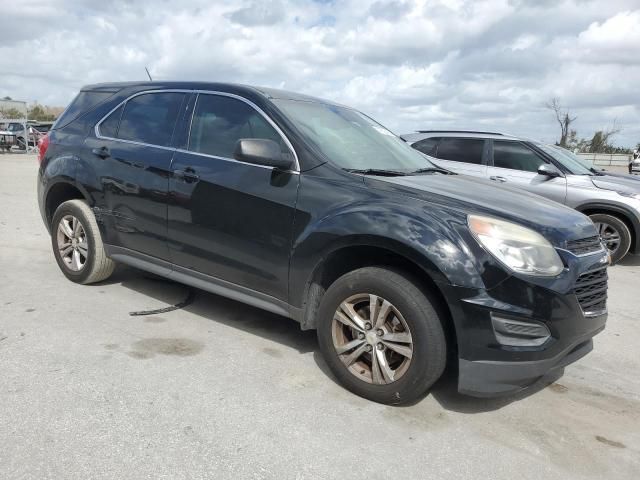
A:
116,92,185,147
188,94,288,159
436,138,484,164
493,141,546,173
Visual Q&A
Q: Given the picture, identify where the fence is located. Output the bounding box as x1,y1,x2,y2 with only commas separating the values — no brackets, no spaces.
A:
576,153,632,167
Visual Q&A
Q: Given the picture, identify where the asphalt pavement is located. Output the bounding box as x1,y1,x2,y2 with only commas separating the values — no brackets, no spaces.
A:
1,154,639,479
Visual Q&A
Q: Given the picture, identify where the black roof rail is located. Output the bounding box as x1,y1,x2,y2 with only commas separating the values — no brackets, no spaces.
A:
416,130,504,135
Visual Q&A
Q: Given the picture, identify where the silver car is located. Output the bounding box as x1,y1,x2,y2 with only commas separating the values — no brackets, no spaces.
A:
401,131,640,263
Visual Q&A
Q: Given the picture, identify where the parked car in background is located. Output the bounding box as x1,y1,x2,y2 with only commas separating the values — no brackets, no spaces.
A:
37,82,609,404
402,131,640,263
5,121,53,149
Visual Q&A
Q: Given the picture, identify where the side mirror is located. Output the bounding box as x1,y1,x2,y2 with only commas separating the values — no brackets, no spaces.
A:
537,164,563,178
234,138,293,170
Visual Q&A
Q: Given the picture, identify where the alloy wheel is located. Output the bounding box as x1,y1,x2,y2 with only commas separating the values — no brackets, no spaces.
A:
331,293,413,385
594,221,621,254
56,215,89,271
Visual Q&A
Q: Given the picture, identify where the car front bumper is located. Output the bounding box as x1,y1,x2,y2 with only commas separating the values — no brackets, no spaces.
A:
457,329,603,397
438,250,609,397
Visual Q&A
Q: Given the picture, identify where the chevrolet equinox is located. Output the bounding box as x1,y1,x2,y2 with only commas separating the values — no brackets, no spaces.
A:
37,82,609,404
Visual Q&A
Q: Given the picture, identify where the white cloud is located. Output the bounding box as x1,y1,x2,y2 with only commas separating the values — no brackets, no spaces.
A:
0,0,639,146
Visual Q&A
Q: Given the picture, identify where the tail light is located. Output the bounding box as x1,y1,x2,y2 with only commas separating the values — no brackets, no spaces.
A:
37,133,50,164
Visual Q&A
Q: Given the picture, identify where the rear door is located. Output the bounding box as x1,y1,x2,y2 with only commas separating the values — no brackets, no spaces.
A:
167,92,299,301
487,140,567,203
430,137,488,177
85,91,186,259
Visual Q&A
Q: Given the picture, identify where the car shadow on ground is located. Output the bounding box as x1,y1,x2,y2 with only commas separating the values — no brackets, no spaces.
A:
105,265,316,354
617,254,640,267
103,264,561,412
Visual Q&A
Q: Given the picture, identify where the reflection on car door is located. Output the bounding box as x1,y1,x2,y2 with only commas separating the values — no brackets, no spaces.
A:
429,137,488,178
167,92,300,301
487,140,567,204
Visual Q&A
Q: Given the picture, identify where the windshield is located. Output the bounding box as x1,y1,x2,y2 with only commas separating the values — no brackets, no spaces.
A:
535,143,593,175
274,99,437,172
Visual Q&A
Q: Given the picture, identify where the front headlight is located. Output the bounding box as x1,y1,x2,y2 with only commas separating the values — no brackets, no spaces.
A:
468,215,564,277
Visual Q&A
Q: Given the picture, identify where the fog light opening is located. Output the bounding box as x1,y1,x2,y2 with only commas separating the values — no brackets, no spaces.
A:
491,314,551,347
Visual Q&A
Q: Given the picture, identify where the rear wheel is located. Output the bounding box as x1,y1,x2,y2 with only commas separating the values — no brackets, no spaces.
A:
51,199,115,284
316,267,447,405
589,213,631,264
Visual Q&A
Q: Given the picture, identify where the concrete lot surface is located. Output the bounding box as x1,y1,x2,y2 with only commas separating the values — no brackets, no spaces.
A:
1,154,639,479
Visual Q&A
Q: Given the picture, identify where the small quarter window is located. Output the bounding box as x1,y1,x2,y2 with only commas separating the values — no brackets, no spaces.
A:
412,137,440,156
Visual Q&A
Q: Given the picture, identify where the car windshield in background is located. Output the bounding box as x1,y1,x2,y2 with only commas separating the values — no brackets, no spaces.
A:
535,143,593,175
274,100,437,173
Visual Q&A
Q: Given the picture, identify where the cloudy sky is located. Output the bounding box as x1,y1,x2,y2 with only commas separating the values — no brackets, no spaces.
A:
2,0,639,146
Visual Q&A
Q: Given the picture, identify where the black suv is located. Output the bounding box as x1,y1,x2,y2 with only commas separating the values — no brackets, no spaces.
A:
38,82,609,404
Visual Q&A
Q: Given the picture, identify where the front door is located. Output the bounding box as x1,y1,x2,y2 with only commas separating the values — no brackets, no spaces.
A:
487,140,567,204
167,93,299,301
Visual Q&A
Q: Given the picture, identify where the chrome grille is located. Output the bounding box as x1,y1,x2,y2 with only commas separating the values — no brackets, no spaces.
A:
567,235,603,256
574,267,608,316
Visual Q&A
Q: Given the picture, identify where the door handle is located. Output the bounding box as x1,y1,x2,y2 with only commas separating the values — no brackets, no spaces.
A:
91,146,110,159
174,167,199,184
490,175,507,183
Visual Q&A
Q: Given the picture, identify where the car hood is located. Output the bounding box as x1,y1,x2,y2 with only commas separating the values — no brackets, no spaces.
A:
591,175,640,193
368,173,597,245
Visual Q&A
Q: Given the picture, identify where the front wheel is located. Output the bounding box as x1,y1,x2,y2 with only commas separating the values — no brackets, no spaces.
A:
316,267,447,405
590,213,631,264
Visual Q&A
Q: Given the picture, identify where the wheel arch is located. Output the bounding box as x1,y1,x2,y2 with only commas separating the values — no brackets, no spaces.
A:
575,202,639,254
298,240,458,357
44,180,91,230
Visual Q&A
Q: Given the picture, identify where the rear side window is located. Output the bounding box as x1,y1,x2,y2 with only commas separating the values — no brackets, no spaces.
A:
493,141,546,173
412,137,440,156
436,138,484,164
188,94,287,159
98,104,123,138
117,93,185,147
54,90,116,130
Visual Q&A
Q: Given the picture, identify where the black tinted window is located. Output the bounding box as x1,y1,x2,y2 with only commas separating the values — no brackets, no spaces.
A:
189,94,286,159
493,141,546,172
436,138,484,164
413,137,440,156
99,104,123,138
54,90,115,129
117,93,185,147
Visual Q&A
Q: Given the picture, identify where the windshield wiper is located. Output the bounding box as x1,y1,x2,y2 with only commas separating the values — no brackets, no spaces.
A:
410,167,454,175
343,168,410,177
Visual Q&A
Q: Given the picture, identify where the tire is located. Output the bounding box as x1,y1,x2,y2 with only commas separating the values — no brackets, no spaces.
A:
589,213,631,264
51,199,115,284
316,267,447,405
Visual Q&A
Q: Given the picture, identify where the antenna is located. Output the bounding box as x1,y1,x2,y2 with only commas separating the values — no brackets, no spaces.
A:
145,67,153,81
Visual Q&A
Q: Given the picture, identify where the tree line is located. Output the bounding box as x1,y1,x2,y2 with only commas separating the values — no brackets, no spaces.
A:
0,96,61,122
546,97,637,154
